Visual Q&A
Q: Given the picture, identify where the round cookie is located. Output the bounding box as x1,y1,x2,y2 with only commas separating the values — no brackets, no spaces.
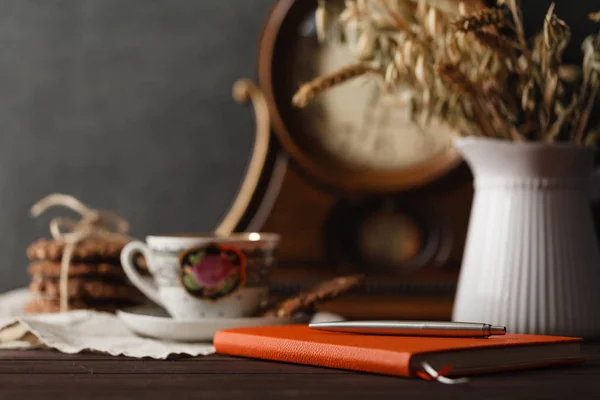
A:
27,237,130,262
28,261,126,279
260,274,365,318
24,297,140,314
29,277,145,301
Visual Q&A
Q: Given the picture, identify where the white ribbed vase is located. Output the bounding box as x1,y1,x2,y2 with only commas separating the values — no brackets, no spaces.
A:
452,137,600,338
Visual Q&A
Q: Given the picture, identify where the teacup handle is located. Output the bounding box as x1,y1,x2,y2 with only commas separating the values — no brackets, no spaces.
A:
120,241,164,307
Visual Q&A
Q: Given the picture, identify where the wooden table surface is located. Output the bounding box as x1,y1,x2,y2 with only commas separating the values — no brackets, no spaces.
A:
0,343,598,400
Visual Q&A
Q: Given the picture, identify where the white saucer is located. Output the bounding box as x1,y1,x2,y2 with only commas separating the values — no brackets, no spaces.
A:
116,305,313,342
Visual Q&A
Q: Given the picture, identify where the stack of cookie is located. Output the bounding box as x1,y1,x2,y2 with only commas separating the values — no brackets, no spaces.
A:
24,237,146,314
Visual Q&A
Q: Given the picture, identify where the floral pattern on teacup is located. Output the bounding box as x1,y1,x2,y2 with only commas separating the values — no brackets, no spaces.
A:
178,243,246,301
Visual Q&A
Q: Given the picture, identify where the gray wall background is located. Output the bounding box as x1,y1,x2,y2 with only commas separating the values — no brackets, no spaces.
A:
0,0,273,292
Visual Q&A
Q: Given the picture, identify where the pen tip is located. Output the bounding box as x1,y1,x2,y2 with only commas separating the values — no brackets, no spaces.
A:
491,325,506,335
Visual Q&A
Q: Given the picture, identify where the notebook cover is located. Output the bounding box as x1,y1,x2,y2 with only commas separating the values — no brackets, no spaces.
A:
213,324,583,378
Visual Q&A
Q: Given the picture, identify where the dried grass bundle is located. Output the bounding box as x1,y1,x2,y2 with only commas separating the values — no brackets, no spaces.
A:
291,0,600,144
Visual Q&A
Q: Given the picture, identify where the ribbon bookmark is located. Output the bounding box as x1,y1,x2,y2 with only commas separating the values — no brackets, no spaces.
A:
416,362,470,384
30,193,132,313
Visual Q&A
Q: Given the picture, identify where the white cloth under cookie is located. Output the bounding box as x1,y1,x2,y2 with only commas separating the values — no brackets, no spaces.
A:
0,288,342,359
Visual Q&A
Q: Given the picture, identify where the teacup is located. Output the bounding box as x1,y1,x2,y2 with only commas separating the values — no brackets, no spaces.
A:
120,233,279,320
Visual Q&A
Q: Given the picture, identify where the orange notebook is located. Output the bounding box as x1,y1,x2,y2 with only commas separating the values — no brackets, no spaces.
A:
213,325,583,378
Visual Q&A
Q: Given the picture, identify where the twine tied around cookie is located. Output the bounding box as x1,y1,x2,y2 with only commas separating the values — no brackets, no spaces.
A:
30,193,132,312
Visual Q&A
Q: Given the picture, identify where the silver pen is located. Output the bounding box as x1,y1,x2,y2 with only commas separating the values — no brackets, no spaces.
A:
309,321,506,337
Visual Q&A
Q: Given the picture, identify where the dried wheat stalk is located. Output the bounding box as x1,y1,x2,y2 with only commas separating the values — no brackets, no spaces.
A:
572,34,600,143
470,30,518,61
436,63,478,98
450,7,508,32
505,0,530,59
292,64,382,108
316,0,327,43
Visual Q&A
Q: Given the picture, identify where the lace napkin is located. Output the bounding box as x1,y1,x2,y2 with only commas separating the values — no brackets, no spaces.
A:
0,288,343,359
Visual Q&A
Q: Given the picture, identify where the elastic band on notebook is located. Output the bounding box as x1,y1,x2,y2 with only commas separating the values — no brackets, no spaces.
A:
416,363,469,384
